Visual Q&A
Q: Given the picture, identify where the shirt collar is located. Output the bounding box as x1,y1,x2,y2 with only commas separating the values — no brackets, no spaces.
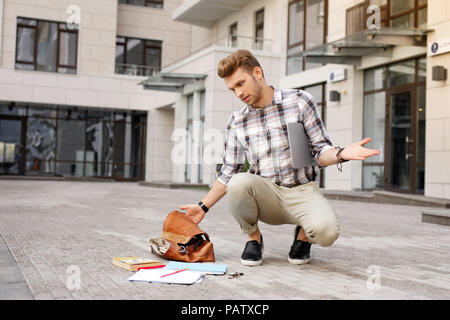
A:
272,86,283,105
245,86,281,113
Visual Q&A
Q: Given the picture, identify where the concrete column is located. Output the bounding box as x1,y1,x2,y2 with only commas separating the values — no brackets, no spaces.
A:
145,107,174,182
145,111,153,182
190,90,201,184
0,0,3,66
351,68,364,191
172,97,186,183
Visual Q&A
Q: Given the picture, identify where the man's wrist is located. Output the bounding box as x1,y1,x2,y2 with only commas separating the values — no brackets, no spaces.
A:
335,147,349,163
334,147,349,172
198,201,209,213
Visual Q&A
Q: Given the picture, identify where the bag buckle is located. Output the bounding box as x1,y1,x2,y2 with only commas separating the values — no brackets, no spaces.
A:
178,245,188,254
178,234,207,254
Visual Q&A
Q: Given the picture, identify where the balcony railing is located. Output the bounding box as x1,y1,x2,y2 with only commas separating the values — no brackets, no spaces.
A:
152,35,276,75
346,1,388,36
115,63,159,77
214,34,273,53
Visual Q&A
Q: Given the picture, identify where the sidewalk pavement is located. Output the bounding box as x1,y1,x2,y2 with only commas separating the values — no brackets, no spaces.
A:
0,233,33,299
0,180,449,300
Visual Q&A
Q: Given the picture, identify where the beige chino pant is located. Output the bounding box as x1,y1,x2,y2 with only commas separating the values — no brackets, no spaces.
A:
226,172,340,247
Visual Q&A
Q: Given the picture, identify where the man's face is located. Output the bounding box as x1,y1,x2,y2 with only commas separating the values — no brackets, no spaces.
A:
224,67,263,106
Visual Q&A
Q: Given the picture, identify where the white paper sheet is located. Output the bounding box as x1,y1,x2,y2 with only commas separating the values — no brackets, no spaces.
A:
127,268,204,285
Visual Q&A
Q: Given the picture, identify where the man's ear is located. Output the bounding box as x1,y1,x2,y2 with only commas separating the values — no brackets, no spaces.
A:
253,66,264,80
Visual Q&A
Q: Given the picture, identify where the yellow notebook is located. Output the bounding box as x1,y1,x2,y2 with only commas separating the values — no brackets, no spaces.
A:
112,257,164,271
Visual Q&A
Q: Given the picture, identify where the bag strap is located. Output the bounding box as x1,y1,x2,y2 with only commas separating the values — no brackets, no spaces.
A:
177,233,208,254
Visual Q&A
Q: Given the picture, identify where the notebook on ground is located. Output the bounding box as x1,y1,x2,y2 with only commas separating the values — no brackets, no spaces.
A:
165,261,227,275
127,268,204,285
112,257,164,271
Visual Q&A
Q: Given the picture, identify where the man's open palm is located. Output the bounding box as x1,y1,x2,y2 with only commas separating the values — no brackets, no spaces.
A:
341,137,381,161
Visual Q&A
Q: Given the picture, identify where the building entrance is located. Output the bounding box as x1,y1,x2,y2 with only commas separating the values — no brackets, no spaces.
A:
0,103,147,180
363,57,426,194
387,87,418,193
0,115,27,174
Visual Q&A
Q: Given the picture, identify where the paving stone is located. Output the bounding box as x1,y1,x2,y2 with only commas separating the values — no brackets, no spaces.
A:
0,180,449,300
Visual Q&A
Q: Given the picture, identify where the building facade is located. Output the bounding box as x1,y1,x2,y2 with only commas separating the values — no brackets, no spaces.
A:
280,0,449,199
1,0,449,200
143,0,283,185
0,0,190,180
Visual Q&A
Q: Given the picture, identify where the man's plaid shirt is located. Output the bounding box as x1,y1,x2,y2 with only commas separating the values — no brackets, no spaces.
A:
216,87,335,187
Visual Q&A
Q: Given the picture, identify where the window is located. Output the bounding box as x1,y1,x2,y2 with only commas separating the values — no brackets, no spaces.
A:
254,9,264,50
365,67,386,91
115,36,162,76
0,102,147,179
15,17,78,74
390,0,427,28
287,0,327,75
363,65,387,190
305,0,325,50
228,22,238,48
388,60,415,87
118,0,163,9
346,0,427,36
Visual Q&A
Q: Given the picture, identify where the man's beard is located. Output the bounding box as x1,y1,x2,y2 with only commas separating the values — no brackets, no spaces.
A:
249,77,263,107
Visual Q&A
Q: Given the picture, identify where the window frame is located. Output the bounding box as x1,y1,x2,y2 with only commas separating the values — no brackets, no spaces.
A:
388,0,428,28
115,36,162,76
15,17,78,74
228,22,238,48
286,0,328,75
57,24,79,72
254,8,265,50
118,0,164,9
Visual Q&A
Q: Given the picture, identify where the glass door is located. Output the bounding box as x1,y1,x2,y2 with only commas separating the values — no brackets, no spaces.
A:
0,116,27,174
386,88,417,192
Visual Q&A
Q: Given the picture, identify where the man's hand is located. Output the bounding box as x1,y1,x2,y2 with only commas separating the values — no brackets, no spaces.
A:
318,137,381,167
340,137,381,161
177,180,227,225
178,204,206,225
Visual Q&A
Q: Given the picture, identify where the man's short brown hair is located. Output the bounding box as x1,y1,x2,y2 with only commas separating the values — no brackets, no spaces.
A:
217,49,264,79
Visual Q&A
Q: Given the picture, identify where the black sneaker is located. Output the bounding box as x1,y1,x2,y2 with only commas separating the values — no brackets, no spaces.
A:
240,235,264,266
288,226,311,265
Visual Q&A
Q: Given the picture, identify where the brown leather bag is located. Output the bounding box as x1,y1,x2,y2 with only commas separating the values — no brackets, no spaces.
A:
149,210,215,263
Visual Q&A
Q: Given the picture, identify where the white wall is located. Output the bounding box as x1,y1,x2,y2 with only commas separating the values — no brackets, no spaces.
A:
424,0,450,199
324,67,364,190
